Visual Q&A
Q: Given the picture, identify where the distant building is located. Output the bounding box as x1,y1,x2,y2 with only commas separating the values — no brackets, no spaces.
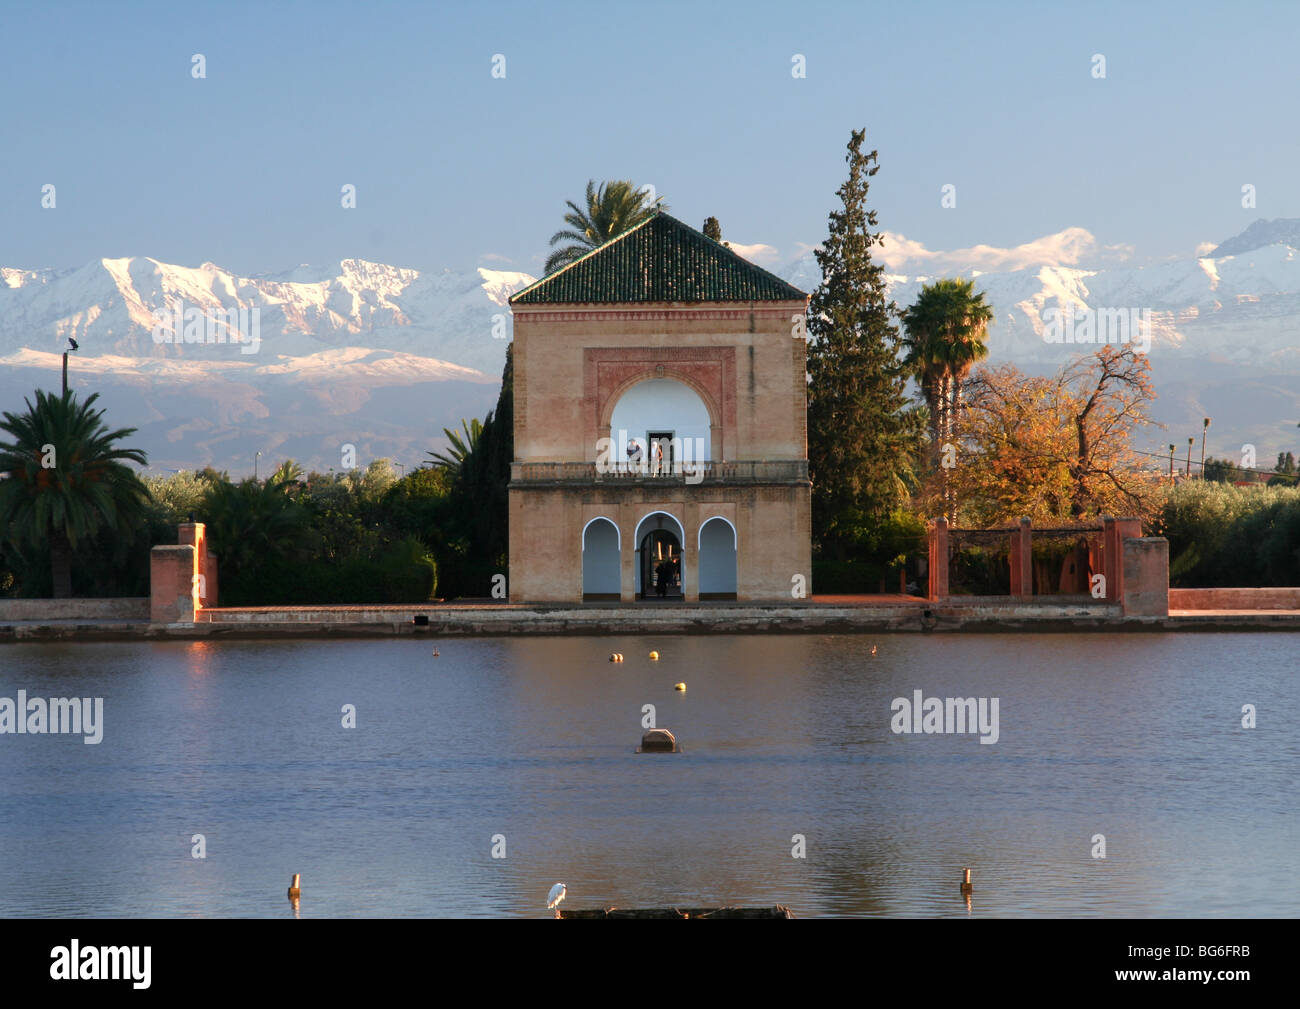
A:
507,212,812,602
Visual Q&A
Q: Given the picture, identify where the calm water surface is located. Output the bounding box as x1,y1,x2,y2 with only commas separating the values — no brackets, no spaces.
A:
0,633,1296,918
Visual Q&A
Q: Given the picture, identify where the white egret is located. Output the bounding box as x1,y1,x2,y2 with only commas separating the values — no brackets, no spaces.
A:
547,882,567,915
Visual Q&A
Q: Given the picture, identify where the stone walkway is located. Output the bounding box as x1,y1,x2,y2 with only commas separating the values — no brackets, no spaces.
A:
2,596,1296,640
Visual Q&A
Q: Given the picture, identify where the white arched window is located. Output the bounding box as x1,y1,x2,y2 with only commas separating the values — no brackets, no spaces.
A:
609,378,712,467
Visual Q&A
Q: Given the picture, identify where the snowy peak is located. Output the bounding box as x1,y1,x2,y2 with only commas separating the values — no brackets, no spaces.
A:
1209,218,1300,258
0,256,538,373
778,236,1300,368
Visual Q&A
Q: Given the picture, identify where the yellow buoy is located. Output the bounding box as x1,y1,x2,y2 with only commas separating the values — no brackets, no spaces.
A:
674,682,686,691
649,651,660,660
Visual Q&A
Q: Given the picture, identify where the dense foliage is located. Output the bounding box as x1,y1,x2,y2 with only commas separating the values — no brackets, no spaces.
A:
0,390,150,597
806,129,923,568
1155,481,1300,587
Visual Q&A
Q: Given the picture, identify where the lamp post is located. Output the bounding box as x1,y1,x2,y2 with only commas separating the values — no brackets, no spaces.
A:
1200,417,1210,478
1168,444,1176,482
255,451,262,481
62,337,79,395
1186,437,1194,477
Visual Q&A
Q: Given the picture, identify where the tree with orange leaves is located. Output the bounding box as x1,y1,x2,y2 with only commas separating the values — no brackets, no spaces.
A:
947,346,1160,527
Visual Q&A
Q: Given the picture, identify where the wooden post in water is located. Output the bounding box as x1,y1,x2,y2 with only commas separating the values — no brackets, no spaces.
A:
287,874,301,900
960,868,972,893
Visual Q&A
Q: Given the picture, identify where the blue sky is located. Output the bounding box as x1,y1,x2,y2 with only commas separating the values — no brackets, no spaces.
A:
3,0,1297,276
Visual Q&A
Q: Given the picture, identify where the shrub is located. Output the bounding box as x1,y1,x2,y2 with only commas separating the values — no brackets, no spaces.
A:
1154,482,1300,586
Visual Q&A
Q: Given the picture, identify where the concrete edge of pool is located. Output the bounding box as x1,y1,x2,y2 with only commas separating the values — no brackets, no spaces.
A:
2,601,1298,641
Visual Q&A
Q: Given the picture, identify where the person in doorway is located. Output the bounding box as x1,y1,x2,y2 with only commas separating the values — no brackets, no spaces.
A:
652,439,664,476
655,559,668,598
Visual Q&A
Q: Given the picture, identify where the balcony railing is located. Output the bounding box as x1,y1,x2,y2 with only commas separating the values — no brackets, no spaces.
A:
511,460,808,485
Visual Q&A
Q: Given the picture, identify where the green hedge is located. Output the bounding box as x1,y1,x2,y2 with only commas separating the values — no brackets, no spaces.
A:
221,536,436,605
1155,482,1300,587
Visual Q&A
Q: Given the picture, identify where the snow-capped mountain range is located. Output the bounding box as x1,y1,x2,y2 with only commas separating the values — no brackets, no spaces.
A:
2,219,1298,474
0,259,529,474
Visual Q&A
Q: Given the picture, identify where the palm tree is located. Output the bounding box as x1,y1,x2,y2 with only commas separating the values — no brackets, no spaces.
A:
199,474,310,590
901,279,993,521
0,389,149,597
901,278,994,460
426,418,483,476
268,458,304,488
544,180,666,274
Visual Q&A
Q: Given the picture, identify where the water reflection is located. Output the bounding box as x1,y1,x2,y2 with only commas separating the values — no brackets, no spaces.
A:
0,633,1295,917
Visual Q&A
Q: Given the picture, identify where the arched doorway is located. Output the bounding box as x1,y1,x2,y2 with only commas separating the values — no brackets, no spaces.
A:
634,512,685,600
698,517,737,599
582,517,621,601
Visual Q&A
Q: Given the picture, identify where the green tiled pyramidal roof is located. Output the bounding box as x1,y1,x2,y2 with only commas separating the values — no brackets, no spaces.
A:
510,211,808,305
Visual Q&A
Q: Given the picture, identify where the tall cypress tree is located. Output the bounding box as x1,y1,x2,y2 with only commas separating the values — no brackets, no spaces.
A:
439,343,513,596
805,129,914,561
465,342,513,567
703,216,722,242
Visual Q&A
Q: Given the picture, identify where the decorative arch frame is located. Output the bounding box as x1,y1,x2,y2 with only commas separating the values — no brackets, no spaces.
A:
584,346,736,462
599,370,721,434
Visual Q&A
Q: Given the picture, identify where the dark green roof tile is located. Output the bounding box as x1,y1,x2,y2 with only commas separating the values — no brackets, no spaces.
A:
510,212,808,305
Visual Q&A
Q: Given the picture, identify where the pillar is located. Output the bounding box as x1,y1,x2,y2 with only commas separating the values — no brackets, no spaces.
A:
150,544,197,624
1009,517,1032,599
1103,516,1142,603
1122,537,1169,617
621,515,637,603
928,517,948,601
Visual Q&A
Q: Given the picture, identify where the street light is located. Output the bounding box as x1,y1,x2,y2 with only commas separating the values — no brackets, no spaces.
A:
1168,444,1176,482
1186,437,1194,477
255,451,262,481
1200,417,1210,478
62,337,78,395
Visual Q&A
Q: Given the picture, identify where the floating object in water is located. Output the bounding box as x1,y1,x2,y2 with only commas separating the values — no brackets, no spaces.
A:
674,682,686,692
649,651,660,660
638,728,679,753
547,882,567,916
287,873,301,900
960,867,972,894
609,653,624,663
432,648,440,657
870,645,877,657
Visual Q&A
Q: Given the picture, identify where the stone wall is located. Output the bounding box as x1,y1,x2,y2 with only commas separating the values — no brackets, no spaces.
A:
1169,587,1300,610
0,598,149,621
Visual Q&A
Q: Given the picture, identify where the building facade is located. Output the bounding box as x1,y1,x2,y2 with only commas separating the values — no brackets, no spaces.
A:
507,212,811,602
